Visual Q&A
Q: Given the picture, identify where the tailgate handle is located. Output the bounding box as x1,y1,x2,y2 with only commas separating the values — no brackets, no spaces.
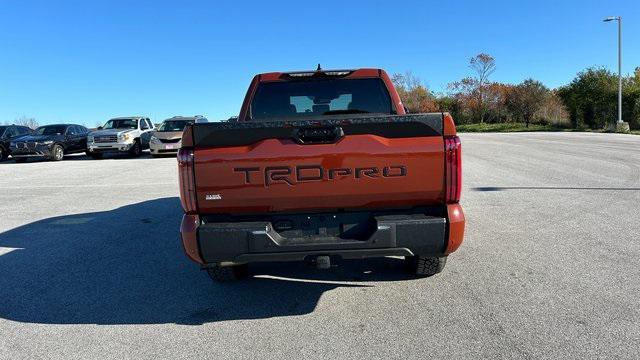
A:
294,126,344,144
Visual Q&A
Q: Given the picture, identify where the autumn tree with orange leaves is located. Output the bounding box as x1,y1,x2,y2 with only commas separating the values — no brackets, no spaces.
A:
391,72,438,113
448,53,497,123
391,52,640,130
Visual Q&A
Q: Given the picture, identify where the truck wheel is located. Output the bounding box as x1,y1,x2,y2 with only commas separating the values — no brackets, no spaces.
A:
50,144,64,161
406,256,447,277
206,264,249,282
87,151,103,159
129,140,142,157
0,147,6,161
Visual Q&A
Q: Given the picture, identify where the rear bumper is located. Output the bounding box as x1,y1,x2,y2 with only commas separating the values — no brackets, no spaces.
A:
150,148,179,155
149,142,181,154
181,205,465,265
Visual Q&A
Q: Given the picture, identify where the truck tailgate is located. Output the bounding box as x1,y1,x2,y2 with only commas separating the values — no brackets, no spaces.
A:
190,114,446,214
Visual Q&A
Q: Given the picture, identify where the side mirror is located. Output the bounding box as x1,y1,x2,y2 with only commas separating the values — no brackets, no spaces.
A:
97,126,103,130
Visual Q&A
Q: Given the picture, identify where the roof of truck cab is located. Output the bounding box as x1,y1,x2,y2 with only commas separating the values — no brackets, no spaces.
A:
256,68,385,82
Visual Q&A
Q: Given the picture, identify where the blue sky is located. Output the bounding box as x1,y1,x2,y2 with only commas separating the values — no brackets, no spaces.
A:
1,0,638,126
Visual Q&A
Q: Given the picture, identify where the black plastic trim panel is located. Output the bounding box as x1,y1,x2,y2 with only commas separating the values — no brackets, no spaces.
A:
192,113,444,148
197,209,447,264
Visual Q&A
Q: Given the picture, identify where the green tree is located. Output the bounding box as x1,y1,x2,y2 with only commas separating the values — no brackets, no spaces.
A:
435,95,463,122
623,67,640,129
557,67,617,129
506,79,549,127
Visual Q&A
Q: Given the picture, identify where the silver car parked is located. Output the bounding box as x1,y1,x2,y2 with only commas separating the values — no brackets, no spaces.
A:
87,117,154,159
149,116,207,157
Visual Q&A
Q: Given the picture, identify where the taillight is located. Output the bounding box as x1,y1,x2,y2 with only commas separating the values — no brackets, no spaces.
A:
444,136,462,203
178,148,198,213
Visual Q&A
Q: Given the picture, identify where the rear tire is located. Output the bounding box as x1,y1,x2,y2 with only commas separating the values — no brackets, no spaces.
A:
406,256,447,277
206,264,249,282
50,144,64,161
0,147,6,161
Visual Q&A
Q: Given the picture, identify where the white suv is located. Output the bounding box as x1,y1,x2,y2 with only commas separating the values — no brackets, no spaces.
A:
87,117,154,159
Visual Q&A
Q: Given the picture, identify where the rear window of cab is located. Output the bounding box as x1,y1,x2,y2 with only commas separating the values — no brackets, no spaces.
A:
250,78,393,121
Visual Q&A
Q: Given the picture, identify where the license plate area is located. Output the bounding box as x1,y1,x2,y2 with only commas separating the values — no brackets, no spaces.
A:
271,212,376,241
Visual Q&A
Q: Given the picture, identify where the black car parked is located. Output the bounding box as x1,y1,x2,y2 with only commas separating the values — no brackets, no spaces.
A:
10,124,89,162
0,124,33,161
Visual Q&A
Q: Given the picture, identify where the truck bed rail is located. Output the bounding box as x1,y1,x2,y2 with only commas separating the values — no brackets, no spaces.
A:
190,113,445,148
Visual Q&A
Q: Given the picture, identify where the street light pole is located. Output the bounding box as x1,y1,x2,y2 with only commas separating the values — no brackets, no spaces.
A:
617,17,622,123
603,16,623,124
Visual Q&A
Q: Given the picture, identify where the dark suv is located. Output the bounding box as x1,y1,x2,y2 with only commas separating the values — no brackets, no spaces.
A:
10,124,89,162
0,125,33,161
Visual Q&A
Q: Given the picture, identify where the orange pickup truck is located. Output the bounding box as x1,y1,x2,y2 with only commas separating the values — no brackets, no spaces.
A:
178,68,465,281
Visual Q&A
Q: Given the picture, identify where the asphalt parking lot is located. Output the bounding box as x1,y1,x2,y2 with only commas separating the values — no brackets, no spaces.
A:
1,133,639,359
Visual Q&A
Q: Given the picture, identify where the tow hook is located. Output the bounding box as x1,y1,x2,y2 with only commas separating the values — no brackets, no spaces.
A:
315,255,331,270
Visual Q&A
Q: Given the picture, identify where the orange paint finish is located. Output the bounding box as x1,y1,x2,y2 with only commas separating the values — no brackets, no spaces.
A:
445,203,465,254
443,113,457,136
180,123,194,147
194,134,445,214
238,75,260,122
180,214,203,264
